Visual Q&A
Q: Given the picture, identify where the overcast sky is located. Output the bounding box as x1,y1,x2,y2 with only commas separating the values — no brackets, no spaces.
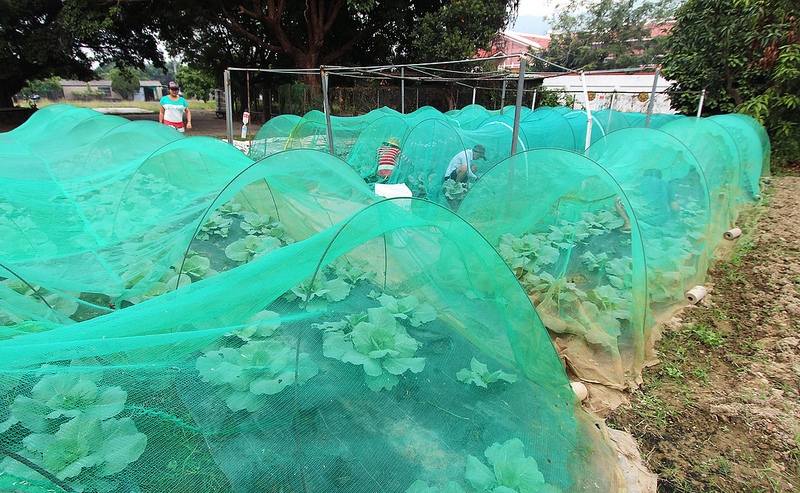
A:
517,0,558,18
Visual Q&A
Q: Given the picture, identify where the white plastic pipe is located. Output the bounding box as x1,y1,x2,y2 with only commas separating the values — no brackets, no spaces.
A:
724,228,742,240
580,71,593,151
685,285,708,304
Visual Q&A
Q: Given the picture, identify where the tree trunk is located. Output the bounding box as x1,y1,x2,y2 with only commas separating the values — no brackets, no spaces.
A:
0,86,17,108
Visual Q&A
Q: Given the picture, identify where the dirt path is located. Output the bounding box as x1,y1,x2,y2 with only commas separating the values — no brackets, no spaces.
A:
609,174,800,492
123,108,263,140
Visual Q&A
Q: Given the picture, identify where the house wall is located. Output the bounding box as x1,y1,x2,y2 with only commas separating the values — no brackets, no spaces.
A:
60,80,165,101
541,73,677,114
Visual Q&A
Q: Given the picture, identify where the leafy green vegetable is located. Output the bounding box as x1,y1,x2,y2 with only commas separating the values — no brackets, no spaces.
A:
225,234,282,263
323,307,425,392
10,372,127,433
196,340,319,412
196,211,233,240
332,258,375,284
1,414,147,482
456,358,517,388
226,310,281,341
464,438,562,493
497,233,560,275
217,199,243,217
442,179,471,200
284,274,352,311
377,293,438,327
0,369,146,491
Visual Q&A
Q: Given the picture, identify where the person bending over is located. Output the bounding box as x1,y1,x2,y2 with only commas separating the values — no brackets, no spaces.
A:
444,144,486,182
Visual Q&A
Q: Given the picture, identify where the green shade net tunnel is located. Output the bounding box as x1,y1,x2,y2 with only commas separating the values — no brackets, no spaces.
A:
1,105,626,493
0,104,768,492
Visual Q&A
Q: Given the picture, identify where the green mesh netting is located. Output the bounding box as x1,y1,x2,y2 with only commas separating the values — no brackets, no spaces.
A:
1,105,626,493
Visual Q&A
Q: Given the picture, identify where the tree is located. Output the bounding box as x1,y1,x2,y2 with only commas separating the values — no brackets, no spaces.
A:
660,0,760,114
21,76,63,100
538,0,676,70
661,0,799,166
411,0,511,62
154,0,519,88
176,67,216,102
0,0,164,107
110,68,140,100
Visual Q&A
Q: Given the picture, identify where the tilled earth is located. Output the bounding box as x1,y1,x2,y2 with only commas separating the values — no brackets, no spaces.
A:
608,174,800,492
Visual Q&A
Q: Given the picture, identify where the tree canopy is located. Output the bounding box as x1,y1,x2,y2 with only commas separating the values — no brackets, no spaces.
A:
662,0,800,166
0,0,163,107
153,0,519,86
2,0,518,105
537,0,676,71
110,67,140,100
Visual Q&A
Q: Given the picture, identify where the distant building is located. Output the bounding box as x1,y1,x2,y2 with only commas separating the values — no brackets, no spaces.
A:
479,31,551,71
541,72,676,114
60,80,165,101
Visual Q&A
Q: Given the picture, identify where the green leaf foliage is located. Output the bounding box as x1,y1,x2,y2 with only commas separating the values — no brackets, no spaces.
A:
11,372,126,433
456,357,517,388
377,293,438,327
196,340,319,412
109,66,140,100
662,0,800,167
323,307,425,392
539,0,676,70
0,0,164,106
1,369,146,490
464,438,562,493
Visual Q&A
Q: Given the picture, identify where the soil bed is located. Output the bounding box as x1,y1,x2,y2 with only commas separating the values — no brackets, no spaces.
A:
608,173,800,492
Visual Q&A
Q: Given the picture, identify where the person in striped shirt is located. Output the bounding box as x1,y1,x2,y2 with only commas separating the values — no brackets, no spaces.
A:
375,137,411,180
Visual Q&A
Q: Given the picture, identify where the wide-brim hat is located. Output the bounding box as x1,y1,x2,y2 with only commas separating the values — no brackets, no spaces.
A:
387,137,400,147
473,144,486,159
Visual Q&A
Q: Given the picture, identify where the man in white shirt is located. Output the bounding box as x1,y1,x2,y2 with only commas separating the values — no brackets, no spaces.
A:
444,144,486,182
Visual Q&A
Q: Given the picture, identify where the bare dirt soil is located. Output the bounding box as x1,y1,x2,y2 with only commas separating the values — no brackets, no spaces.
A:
608,173,800,492
123,108,263,140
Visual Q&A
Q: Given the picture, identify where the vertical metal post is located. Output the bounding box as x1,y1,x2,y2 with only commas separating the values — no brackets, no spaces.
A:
645,67,660,127
225,69,233,144
246,70,251,115
401,67,405,114
696,88,706,117
320,67,335,155
500,79,507,113
472,87,476,105
580,71,593,151
531,90,537,110
511,57,526,156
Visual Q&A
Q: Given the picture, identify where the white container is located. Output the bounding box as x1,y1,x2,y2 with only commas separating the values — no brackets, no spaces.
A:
241,125,248,139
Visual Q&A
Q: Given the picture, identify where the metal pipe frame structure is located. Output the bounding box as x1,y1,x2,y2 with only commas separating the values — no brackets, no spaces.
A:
222,58,681,156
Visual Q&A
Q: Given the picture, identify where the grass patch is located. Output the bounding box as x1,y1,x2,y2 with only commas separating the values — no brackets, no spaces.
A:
684,323,725,348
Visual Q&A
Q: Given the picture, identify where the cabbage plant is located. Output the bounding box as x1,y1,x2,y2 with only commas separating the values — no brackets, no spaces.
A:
456,358,517,388
323,307,425,392
196,340,318,412
465,438,562,493
0,370,147,491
